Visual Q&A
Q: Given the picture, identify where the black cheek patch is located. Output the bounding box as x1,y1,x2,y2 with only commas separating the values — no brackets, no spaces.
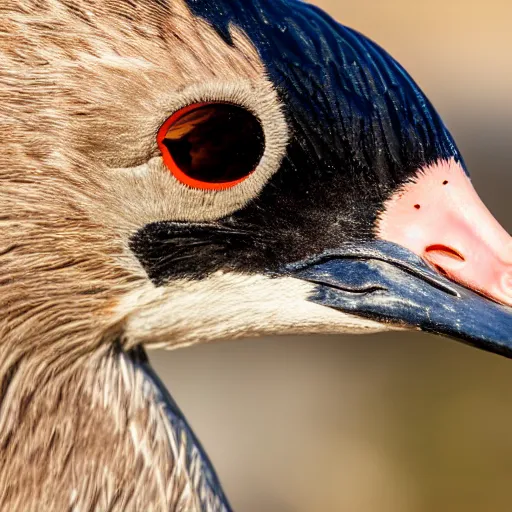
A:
129,221,273,285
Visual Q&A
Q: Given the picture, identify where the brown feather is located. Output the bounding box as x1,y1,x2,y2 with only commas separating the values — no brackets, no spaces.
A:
0,0,277,509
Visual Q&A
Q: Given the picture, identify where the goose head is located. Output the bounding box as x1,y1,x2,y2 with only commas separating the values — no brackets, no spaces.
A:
2,0,512,388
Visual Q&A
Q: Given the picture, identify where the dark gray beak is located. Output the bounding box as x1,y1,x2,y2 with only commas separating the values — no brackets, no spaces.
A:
284,240,512,358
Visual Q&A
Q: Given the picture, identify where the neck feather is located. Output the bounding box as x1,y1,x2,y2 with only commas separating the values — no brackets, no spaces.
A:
0,344,231,512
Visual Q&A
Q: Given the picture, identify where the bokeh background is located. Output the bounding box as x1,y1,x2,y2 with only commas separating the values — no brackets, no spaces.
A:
151,1,512,511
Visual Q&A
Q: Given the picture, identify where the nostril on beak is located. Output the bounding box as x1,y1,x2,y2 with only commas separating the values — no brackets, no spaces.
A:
424,244,466,275
425,244,465,262
424,242,512,306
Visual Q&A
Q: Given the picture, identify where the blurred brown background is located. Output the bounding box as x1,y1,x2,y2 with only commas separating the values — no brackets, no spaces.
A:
151,1,512,511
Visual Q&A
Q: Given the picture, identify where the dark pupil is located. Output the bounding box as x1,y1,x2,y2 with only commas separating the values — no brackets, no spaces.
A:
163,104,265,183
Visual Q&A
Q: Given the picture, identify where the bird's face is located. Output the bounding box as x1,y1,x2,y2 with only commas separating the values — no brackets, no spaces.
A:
2,0,512,359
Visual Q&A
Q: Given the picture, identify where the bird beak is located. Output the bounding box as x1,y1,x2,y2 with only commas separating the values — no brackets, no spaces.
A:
285,241,512,357
283,160,512,358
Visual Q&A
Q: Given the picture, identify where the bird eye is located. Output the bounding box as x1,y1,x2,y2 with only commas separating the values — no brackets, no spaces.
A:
157,103,265,190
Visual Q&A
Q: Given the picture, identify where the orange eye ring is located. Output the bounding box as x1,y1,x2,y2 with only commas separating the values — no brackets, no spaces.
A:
157,102,265,191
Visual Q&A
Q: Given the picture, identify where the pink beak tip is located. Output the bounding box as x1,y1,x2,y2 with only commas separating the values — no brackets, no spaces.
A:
377,158,512,308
